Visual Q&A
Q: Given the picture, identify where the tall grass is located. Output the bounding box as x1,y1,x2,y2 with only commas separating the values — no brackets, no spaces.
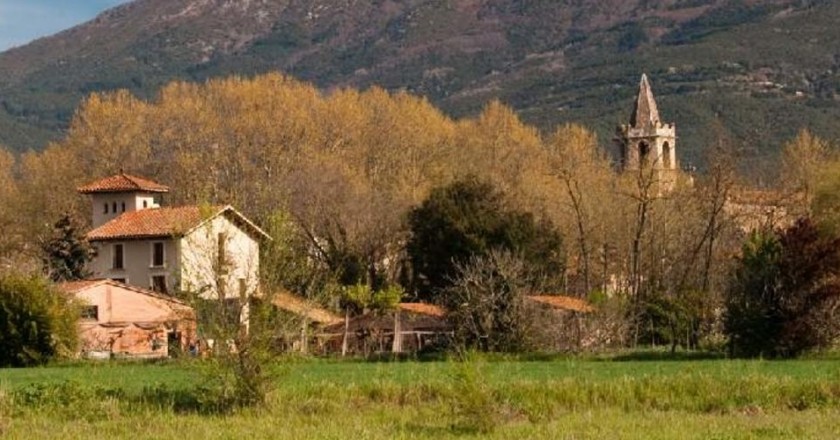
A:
2,358,840,438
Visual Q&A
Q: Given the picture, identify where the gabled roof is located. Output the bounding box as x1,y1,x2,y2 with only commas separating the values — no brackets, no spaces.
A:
629,73,661,129
86,205,271,241
77,173,170,194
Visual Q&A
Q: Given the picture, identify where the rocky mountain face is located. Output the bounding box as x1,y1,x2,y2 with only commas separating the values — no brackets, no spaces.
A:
1,0,839,166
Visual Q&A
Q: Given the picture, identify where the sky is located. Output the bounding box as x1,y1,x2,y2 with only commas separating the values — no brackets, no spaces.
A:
0,0,130,51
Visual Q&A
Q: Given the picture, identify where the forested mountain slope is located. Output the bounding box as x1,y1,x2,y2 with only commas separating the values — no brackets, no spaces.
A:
1,0,838,166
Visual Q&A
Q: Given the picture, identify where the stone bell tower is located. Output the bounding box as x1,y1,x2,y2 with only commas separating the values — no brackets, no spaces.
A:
616,74,677,175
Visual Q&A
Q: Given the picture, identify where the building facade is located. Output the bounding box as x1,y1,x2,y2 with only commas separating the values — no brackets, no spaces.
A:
78,173,270,299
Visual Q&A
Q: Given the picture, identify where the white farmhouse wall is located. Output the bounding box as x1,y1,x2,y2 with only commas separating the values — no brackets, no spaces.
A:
89,238,179,292
89,192,160,228
179,215,260,299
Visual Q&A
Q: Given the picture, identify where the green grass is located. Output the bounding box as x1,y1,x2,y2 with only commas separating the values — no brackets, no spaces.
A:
2,356,840,439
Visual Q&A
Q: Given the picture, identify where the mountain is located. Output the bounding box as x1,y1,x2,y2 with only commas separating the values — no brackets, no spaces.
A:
1,0,839,167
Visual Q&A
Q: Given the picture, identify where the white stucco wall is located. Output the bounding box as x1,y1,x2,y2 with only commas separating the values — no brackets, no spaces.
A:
89,192,160,228
89,238,180,292
179,214,261,300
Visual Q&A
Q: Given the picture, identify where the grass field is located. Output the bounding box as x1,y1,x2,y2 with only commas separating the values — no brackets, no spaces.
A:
2,354,840,439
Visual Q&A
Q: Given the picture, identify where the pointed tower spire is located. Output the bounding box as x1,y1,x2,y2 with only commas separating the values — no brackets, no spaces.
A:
629,73,661,128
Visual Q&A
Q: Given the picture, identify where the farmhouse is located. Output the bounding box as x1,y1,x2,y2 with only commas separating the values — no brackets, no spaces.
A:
59,279,195,359
78,173,271,299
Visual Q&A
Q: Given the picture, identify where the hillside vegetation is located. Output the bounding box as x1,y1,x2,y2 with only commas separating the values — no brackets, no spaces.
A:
1,0,839,164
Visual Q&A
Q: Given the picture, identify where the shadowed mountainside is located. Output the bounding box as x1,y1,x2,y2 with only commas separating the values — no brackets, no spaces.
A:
1,0,839,167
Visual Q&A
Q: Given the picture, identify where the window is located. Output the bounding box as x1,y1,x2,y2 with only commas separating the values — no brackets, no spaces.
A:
104,203,109,214
151,242,165,267
217,233,228,272
80,306,99,320
143,200,148,208
112,278,126,284
112,244,124,269
121,202,126,212
239,278,247,299
639,141,650,164
151,276,168,294
112,202,117,213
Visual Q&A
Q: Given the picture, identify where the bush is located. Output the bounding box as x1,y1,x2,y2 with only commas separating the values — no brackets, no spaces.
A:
443,251,537,353
0,273,78,367
725,219,840,358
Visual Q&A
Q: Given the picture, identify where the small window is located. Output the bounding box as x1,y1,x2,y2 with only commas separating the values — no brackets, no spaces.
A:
112,202,117,213
104,203,109,214
151,276,168,294
239,278,247,298
217,233,227,271
112,278,126,284
121,202,126,212
143,200,148,208
152,242,165,267
112,244,124,270
81,306,99,320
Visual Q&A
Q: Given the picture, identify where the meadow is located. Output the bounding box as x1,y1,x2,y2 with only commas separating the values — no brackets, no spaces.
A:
2,354,840,439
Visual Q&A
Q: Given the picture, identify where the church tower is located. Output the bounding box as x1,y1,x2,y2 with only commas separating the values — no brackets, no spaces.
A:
616,74,677,173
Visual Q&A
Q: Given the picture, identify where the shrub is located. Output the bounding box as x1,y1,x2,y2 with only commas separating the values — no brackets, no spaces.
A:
0,273,78,367
443,251,537,353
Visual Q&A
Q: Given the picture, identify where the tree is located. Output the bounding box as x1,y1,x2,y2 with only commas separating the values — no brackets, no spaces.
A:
0,273,79,367
407,176,564,300
41,215,95,282
442,251,536,352
725,219,840,358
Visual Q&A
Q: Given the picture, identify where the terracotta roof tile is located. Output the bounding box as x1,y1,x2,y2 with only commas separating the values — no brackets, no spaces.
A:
271,291,342,325
78,173,170,194
86,206,219,241
527,295,596,313
399,302,446,317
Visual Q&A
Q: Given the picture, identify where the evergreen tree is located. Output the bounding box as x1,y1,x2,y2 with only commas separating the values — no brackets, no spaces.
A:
41,215,95,282
725,218,840,358
407,176,564,301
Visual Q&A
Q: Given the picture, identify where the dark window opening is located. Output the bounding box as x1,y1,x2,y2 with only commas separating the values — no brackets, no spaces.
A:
104,203,109,214
121,202,126,212
112,278,126,284
152,242,165,267
152,276,168,294
639,141,650,163
663,142,671,168
217,233,228,273
112,244,124,270
81,306,99,320
112,202,117,213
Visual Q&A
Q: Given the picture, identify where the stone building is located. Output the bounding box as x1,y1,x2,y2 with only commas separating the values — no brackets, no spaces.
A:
616,74,678,189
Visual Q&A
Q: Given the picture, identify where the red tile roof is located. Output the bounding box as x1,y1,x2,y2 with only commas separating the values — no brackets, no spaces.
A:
77,173,170,194
86,205,271,241
271,291,342,325
86,206,218,241
399,302,446,317
527,295,595,313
